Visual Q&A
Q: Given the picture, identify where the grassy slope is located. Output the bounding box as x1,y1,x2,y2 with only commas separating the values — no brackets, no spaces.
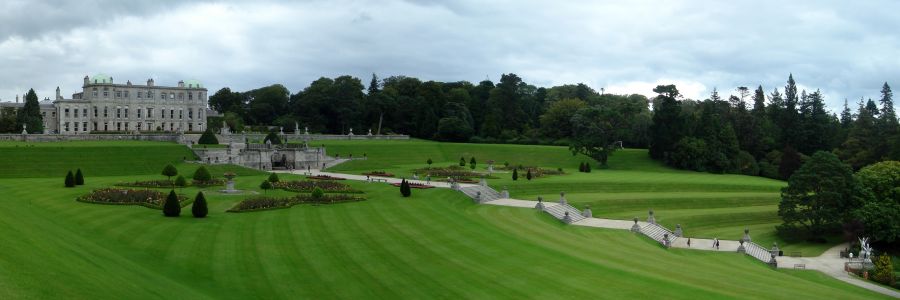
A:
0,141,195,178
320,139,833,256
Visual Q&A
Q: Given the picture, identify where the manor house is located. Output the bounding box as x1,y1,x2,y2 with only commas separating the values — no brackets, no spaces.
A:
3,74,210,134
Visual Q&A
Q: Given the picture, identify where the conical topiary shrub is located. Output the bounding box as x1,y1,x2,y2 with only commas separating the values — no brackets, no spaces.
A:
75,168,85,185
65,170,75,187
268,172,280,183
526,169,533,181
193,166,212,182
400,179,411,197
198,128,219,144
192,191,208,218
512,168,518,181
174,175,187,187
163,190,181,217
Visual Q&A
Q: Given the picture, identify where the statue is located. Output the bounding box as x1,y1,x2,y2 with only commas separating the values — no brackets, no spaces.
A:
221,121,230,135
304,126,309,135
348,128,354,136
279,127,284,135
859,237,873,264
295,122,300,135
21,124,27,135
647,209,656,224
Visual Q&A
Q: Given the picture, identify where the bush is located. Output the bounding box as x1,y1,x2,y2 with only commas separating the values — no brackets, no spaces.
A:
264,131,282,144
526,169,533,180
584,162,591,173
163,190,181,217
512,168,518,181
400,179,411,197
260,180,273,193
736,151,759,176
162,164,178,181
268,172,280,183
193,166,212,181
65,170,75,188
174,175,187,187
427,158,433,166
579,162,585,172
873,255,896,286
77,188,187,208
192,191,208,218
198,128,219,144
75,168,84,185
312,187,325,199
459,157,466,167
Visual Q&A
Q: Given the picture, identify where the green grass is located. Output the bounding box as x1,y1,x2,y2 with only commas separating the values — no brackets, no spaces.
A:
318,140,833,256
0,141,196,178
0,140,891,299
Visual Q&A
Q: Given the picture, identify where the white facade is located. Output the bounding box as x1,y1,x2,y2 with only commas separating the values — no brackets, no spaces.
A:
53,74,208,134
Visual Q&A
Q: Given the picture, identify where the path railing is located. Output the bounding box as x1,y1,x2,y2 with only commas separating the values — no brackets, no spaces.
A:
640,222,678,246
541,203,586,223
744,241,773,264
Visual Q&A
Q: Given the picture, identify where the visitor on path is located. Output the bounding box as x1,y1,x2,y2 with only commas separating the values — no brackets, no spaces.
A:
687,238,691,247
715,239,720,250
366,175,370,182
713,238,718,249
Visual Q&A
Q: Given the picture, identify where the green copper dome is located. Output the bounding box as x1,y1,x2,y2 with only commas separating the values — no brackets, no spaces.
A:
91,73,112,84
184,79,203,88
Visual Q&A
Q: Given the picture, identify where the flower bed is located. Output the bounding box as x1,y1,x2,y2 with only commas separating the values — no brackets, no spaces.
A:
362,171,394,177
192,179,226,187
273,180,361,193
227,194,365,212
390,182,435,189
77,188,189,209
114,180,178,188
307,175,346,180
413,165,484,178
495,165,564,178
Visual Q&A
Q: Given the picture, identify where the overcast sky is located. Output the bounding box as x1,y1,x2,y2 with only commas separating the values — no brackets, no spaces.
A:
1,0,898,112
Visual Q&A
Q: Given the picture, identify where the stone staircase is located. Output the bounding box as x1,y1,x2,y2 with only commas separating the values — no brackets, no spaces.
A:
541,203,586,224
744,241,774,264
459,185,501,203
640,222,678,246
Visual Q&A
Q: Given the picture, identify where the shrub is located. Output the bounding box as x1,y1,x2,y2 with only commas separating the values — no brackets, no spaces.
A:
585,162,591,173
65,170,75,188
272,180,360,193
260,180,273,193
469,157,476,169
174,175,187,187
268,172,280,183
312,187,325,199
872,255,895,286
198,128,219,144
163,190,181,217
264,131,282,144
459,157,466,166
512,168,518,181
526,169,533,180
400,179,411,197
192,191,208,218
162,164,178,181
193,166,212,181
75,168,84,185
427,158,433,166
578,162,585,172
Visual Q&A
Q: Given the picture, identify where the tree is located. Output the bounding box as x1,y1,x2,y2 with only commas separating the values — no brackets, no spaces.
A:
872,255,896,286
838,100,881,169
778,151,865,238
426,158,433,166
469,157,476,170
264,131,282,144
174,175,187,187
877,83,898,160
260,180,273,194
16,89,43,133
435,117,473,142
578,162,585,172
400,179,411,197
779,146,802,180
584,162,591,173
192,191,208,218
193,166,212,182
64,170,75,188
855,161,900,203
512,168,518,181
526,169,533,180
312,187,325,200
208,87,245,116
649,85,683,160
75,168,84,185
162,164,178,181
539,98,587,139
854,201,900,243
163,190,181,217
198,128,219,144
459,157,466,167
268,172,280,183
569,105,632,167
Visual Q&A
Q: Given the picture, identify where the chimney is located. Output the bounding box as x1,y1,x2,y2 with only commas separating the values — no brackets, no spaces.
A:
126,80,132,86
147,78,154,87
83,75,89,85
56,86,61,100
16,94,19,103
178,80,185,88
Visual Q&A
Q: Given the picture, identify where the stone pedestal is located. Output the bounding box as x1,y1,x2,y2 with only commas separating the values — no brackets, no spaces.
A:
742,229,752,243
674,224,683,237
535,196,545,210
500,187,509,199
562,211,573,224
474,191,482,204
737,240,746,253
663,233,671,248
647,209,656,224
631,217,641,233
582,206,592,218
559,192,567,205
770,243,780,257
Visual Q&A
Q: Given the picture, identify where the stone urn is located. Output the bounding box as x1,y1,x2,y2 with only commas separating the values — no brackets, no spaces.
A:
223,172,238,193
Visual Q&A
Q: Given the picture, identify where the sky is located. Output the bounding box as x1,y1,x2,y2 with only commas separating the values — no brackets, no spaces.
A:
1,0,898,112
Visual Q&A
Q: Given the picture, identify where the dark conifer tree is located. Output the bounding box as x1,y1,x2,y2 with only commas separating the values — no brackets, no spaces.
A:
779,146,802,180
198,128,219,144
163,190,181,217
400,179,411,197
512,168,518,180
192,191,208,218
585,162,591,173
649,85,683,159
268,172,280,183
16,89,43,133
64,170,75,187
75,168,84,185
526,169,533,180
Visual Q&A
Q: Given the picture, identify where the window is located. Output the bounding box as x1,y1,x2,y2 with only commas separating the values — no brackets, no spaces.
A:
64,122,69,132
177,93,183,100
74,122,78,132
170,93,175,100
170,109,174,119
179,109,183,119
94,107,98,117
148,108,153,118
137,108,142,119
137,91,142,99
64,108,70,118
103,87,109,98
147,91,153,99
161,92,166,100
116,108,121,118
125,123,129,131
92,88,98,98
73,109,78,118
93,122,97,130
103,107,108,118
188,108,193,119
137,123,142,130
104,123,108,131
83,122,88,131
116,91,122,98
124,108,128,118
117,122,121,131
52,111,56,117
42,112,46,117
124,91,129,98
189,123,193,132
188,92,193,100
83,108,87,117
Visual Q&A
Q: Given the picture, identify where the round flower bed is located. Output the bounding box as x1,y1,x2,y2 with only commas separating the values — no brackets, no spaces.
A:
114,180,178,188
77,188,189,209
192,179,226,187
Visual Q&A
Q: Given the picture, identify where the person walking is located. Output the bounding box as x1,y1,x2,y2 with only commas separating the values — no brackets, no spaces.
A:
715,239,720,250
687,238,691,248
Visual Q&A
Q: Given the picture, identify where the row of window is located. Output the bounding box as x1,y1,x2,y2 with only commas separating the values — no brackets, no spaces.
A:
90,88,204,101
63,122,204,132
62,107,203,120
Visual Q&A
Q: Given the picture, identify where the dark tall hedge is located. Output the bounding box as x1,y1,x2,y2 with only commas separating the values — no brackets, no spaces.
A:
75,168,84,185
163,190,181,217
526,169,533,180
192,191,208,218
512,168,518,181
65,170,75,187
400,179,411,197
198,128,219,144
264,131,282,144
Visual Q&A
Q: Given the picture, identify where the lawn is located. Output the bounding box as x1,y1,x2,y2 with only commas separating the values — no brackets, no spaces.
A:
0,140,890,299
318,139,833,256
0,140,196,178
